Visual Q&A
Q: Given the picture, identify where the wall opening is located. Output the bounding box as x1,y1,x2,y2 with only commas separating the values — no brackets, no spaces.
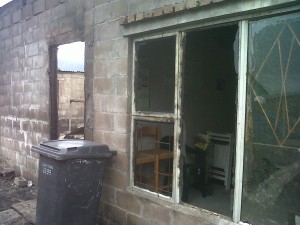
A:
181,25,238,217
49,42,85,140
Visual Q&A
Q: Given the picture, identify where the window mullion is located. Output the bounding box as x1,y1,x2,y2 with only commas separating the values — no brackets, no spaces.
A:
233,20,248,223
172,31,186,203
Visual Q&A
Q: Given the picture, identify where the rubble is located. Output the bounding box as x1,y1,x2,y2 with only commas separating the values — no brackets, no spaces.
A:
0,168,15,180
14,177,28,188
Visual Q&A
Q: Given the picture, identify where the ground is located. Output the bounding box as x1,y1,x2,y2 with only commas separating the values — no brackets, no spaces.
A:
0,178,37,212
0,168,37,225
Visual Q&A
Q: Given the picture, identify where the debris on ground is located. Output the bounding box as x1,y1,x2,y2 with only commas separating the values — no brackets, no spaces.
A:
0,159,37,212
14,177,28,188
0,159,37,224
0,167,15,180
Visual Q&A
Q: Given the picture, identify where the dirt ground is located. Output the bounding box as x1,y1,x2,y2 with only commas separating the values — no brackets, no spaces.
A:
0,177,37,212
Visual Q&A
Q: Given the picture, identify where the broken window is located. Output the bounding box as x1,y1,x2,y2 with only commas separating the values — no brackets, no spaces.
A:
133,35,176,196
131,10,298,224
242,13,300,225
132,26,240,213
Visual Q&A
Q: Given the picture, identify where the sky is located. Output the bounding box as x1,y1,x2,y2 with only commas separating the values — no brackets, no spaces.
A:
58,42,85,72
0,0,12,7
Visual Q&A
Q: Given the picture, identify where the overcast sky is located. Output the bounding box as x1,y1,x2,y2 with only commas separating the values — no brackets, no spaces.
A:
58,42,85,72
0,0,12,7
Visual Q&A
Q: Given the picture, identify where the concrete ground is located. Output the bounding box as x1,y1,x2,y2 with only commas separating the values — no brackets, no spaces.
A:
0,200,36,225
0,158,37,224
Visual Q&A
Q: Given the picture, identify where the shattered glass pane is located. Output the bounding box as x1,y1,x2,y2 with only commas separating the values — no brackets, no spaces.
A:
242,13,300,225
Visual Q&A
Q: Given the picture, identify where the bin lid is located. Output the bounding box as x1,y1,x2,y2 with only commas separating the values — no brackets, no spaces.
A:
32,139,114,160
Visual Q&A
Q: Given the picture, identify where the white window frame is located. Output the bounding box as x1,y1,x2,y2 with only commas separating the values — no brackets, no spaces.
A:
130,32,180,203
233,20,248,223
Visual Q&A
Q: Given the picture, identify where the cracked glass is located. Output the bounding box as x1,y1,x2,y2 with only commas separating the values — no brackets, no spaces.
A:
242,13,300,225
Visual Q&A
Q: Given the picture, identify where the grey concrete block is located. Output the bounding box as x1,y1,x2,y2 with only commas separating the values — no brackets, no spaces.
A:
33,0,46,15
5,39,13,50
27,43,39,56
38,8,50,26
13,35,22,47
12,23,22,36
106,0,128,21
14,177,28,187
94,20,122,42
38,40,48,53
94,5,106,24
46,0,59,10
12,10,21,24
26,0,35,4
12,200,37,224
50,3,66,20
0,209,22,223
4,15,12,28
84,9,94,26
85,0,94,10
22,3,33,20
0,19,4,30
58,16,74,34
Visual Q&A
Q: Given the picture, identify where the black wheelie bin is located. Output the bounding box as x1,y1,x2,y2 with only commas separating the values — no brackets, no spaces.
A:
32,139,115,225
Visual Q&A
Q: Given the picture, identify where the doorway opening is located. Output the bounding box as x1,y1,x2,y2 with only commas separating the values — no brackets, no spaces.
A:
49,42,85,140
182,25,238,217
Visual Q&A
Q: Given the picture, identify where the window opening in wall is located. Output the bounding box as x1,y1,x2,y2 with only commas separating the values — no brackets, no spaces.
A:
181,25,238,217
133,35,176,197
50,42,85,140
132,10,299,223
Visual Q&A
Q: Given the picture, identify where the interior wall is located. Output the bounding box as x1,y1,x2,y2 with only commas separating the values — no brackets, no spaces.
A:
183,26,238,145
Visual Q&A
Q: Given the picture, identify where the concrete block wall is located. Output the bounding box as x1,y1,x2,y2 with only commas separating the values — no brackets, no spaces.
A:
0,0,232,224
57,72,84,119
0,0,84,181
57,71,84,134
86,1,132,223
3,0,295,224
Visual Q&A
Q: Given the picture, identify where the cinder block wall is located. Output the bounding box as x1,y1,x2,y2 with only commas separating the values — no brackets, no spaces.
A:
85,0,131,224
57,71,84,134
0,0,245,225
0,0,85,181
57,72,85,119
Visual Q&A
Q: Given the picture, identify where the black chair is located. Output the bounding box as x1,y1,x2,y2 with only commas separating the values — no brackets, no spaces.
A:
182,145,212,203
